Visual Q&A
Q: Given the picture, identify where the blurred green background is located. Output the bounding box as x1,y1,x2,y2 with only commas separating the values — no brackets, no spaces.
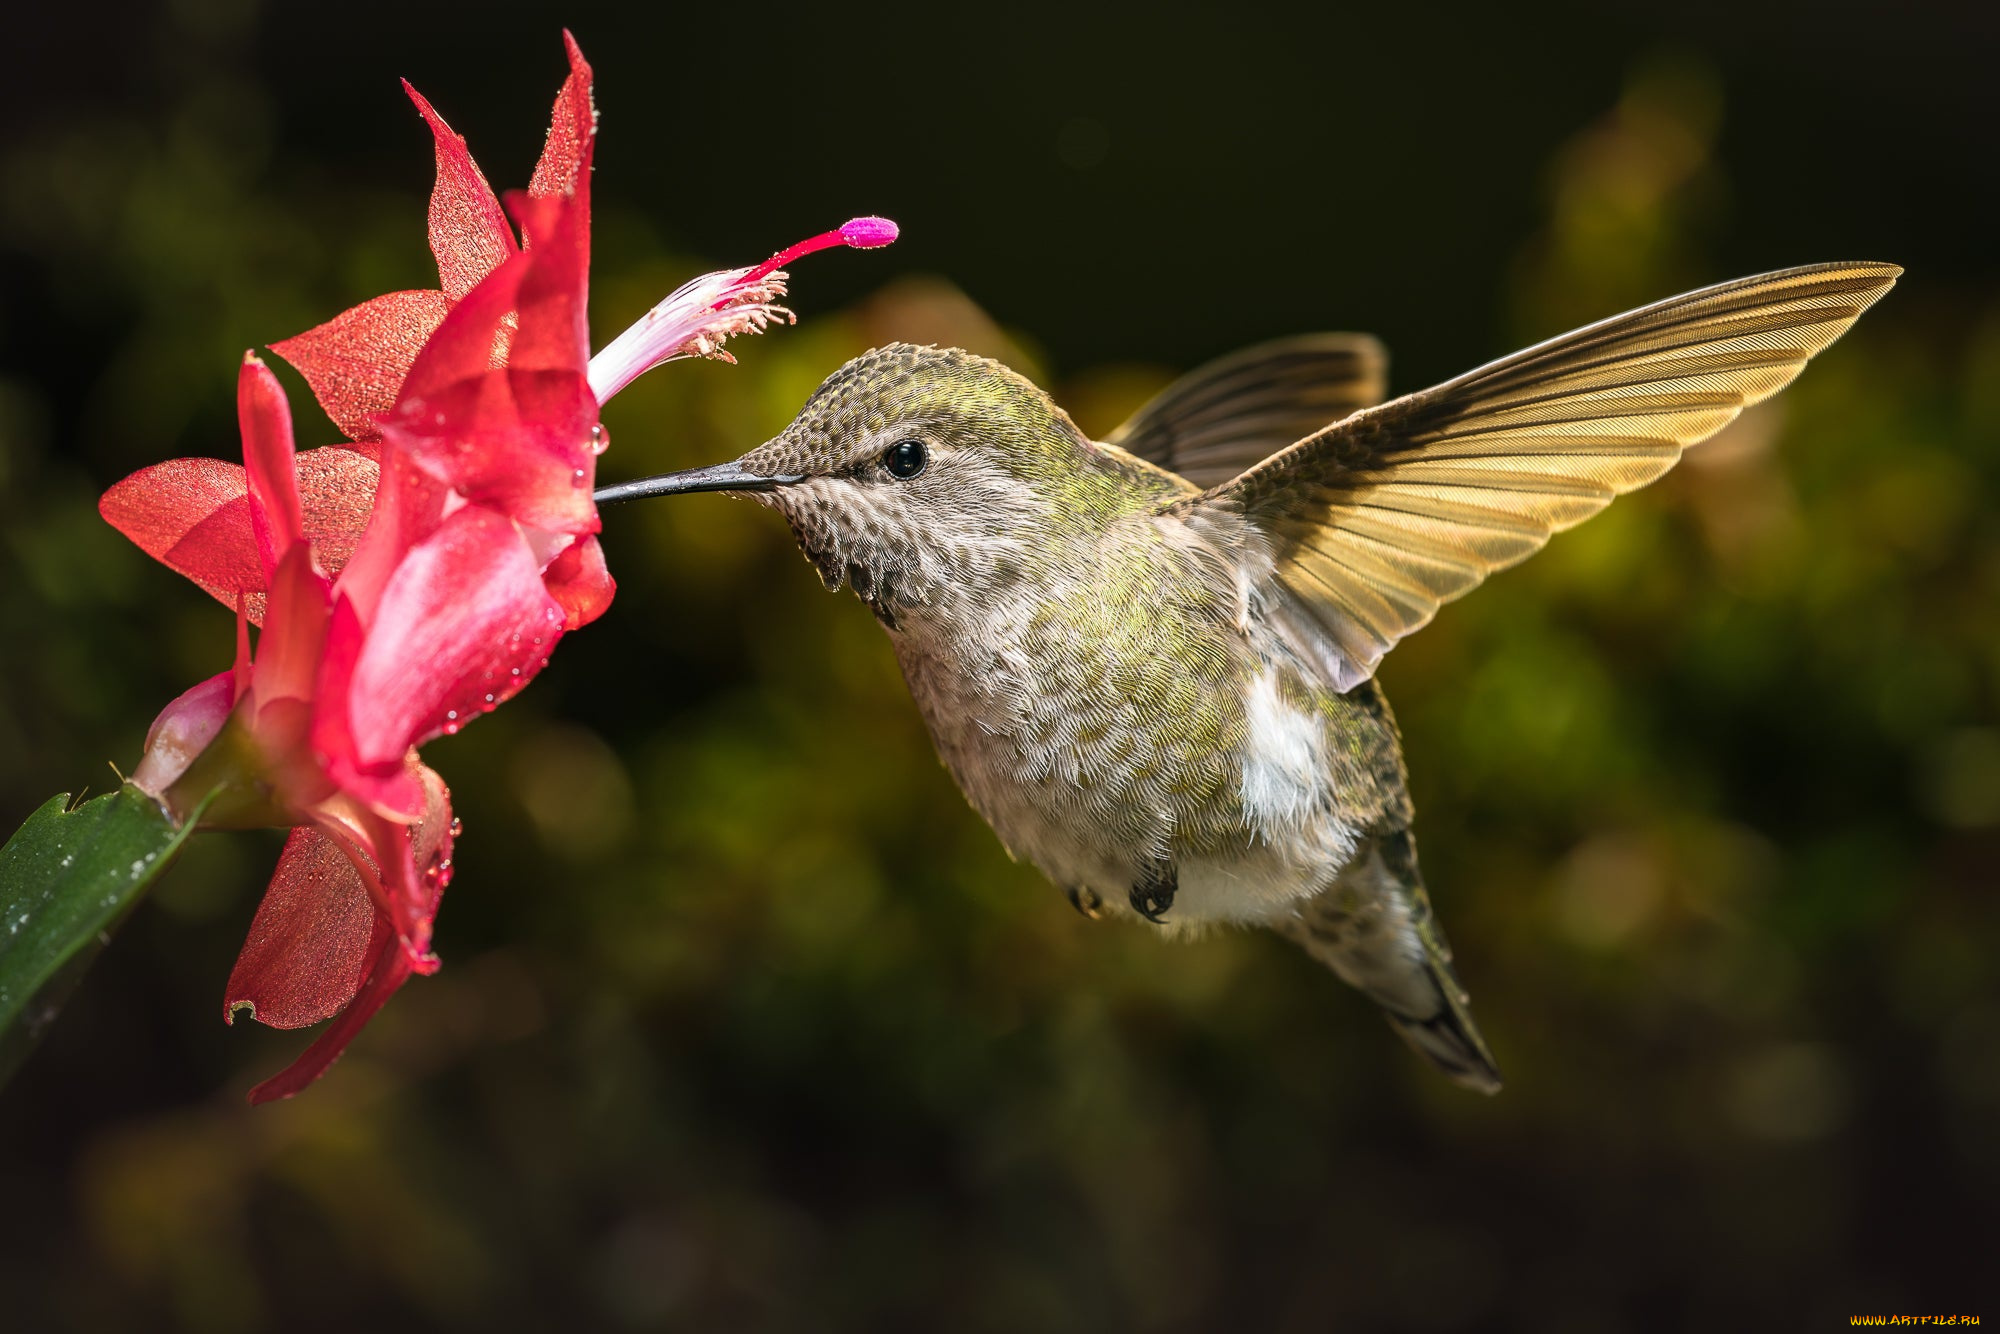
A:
3,0,1996,1329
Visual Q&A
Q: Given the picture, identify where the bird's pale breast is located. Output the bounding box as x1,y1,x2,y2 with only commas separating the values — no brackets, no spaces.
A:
889,510,1409,926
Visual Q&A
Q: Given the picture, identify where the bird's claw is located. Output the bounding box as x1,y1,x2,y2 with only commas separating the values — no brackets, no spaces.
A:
1129,861,1177,925
1065,885,1103,920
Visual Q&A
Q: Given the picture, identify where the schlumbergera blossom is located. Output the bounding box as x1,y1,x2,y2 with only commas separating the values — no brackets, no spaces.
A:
98,34,895,1102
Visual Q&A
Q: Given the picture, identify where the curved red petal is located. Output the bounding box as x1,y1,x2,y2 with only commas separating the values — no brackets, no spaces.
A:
245,927,414,1104
395,252,525,402
253,544,332,708
506,189,591,380
385,311,596,531
383,373,599,533
527,34,594,209
270,290,453,443
402,80,517,301
312,595,427,821
239,354,304,575
411,762,455,898
357,760,456,964
100,458,268,621
324,442,451,635
336,505,564,771
296,446,381,583
224,825,385,1030
387,189,597,533
543,533,614,629
100,457,242,553
99,448,375,630
397,185,588,391
241,764,455,1103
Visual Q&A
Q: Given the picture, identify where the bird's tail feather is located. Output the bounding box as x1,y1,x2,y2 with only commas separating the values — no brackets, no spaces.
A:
1278,830,1503,1094
1381,955,1502,1095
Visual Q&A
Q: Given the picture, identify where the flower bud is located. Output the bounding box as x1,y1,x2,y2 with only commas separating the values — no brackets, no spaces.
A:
132,673,236,798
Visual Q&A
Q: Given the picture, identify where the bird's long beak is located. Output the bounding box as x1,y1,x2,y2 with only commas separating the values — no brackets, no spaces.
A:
593,460,804,506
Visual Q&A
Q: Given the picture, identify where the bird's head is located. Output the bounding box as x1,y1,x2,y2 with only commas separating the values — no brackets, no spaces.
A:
601,344,1167,627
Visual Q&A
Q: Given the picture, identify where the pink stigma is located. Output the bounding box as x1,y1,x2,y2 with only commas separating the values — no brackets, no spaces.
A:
840,216,900,248
732,216,901,298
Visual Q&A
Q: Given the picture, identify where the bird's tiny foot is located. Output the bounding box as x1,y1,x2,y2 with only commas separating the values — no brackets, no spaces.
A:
1129,861,1177,925
1065,885,1103,920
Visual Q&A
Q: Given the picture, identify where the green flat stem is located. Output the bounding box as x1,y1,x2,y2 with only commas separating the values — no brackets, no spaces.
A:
0,784,210,1091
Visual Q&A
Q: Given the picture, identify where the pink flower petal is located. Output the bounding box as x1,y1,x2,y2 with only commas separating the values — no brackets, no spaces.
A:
394,268,521,405
270,290,454,443
505,189,591,377
225,761,453,1038
224,824,385,1030
253,545,332,709
385,371,599,534
312,595,428,821
543,533,614,629
360,761,454,965
399,193,590,394
402,78,516,302
246,927,413,1103
403,80,517,301
332,504,564,772
243,764,455,1104
324,442,451,633
527,33,594,209
100,458,267,616
104,448,384,628
296,447,381,584
388,196,599,534
239,355,304,574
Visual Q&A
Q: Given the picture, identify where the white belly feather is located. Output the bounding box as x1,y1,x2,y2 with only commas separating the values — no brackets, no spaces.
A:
1174,667,1360,926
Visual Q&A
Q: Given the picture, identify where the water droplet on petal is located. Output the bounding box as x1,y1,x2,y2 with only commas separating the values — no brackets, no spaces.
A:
448,818,463,838
484,693,495,703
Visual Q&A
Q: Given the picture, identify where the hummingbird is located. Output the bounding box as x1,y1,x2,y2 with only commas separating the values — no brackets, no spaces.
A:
598,262,1899,1092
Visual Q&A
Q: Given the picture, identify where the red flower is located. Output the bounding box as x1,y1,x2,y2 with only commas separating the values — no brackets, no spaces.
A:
121,354,465,1103
274,32,613,633
270,33,595,450
99,34,894,1102
106,39,601,1103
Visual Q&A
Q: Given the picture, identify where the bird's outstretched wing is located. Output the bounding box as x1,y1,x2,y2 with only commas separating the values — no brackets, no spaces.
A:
1104,334,1387,489
1179,262,1901,691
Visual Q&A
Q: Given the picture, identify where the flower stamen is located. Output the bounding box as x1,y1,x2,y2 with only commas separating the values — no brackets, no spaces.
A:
586,216,897,403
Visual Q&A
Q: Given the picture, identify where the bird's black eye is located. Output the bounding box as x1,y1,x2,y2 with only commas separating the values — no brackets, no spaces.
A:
882,439,927,479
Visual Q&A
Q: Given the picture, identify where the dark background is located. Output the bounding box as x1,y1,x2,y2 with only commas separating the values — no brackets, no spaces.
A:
3,1,1997,1329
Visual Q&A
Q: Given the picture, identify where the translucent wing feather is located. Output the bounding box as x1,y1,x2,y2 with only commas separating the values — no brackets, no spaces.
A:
1104,334,1387,488
1184,262,1901,690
